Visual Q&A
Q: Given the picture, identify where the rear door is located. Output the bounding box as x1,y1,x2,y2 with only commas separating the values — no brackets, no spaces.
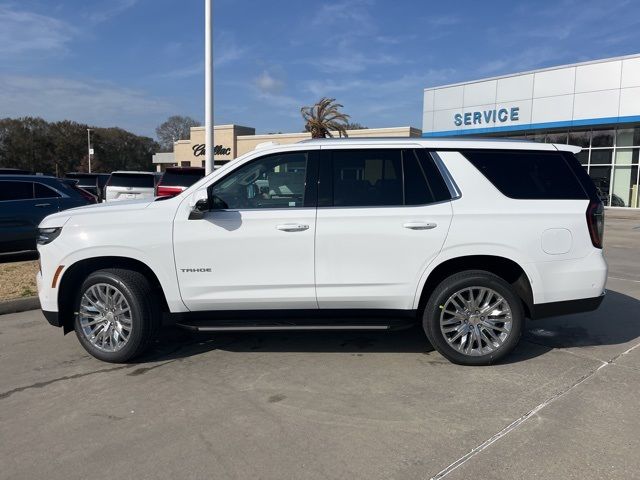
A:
315,147,454,310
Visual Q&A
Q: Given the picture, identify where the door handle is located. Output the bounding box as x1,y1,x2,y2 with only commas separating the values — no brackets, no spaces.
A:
403,222,437,230
35,203,51,208
276,223,309,232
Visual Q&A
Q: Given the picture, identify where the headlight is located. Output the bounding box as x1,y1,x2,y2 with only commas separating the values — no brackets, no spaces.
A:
37,227,63,245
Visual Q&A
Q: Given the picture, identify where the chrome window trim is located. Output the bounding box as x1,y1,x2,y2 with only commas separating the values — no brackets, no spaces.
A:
430,151,461,200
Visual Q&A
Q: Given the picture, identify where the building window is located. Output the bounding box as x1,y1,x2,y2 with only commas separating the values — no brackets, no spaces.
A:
181,161,191,167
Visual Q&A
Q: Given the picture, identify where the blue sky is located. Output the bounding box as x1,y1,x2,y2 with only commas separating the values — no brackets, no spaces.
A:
1,0,639,138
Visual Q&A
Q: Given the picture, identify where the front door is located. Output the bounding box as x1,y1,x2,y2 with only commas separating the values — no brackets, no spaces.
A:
173,149,319,311
315,147,453,310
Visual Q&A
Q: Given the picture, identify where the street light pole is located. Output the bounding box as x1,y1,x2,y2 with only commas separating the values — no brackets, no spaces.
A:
86,128,92,173
204,0,214,175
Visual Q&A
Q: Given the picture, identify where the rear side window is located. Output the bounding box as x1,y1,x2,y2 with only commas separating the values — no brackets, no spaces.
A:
462,150,588,199
160,170,205,187
325,149,452,207
403,149,452,205
332,149,403,207
0,181,33,201
108,173,155,188
34,182,61,199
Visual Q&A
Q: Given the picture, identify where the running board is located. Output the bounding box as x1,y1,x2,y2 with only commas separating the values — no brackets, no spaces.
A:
177,323,393,332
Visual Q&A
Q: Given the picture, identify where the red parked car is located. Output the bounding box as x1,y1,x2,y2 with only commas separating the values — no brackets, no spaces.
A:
156,167,205,198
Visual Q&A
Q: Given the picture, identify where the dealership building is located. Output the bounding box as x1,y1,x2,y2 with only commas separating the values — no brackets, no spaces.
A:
153,125,421,171
423,54,640,208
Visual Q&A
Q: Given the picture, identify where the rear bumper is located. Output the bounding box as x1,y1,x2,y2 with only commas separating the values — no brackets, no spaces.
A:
530,291,606,320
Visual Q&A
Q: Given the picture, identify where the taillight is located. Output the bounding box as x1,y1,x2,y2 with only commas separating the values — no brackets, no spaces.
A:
156,186,184,197
586,200,604,249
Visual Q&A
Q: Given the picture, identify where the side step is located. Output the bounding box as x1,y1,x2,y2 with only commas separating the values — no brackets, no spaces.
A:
174,314,417,333
177,323,394,332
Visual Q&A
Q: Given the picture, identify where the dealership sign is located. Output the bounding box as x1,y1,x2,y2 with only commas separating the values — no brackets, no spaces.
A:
192,144,231,156
454,107,520,127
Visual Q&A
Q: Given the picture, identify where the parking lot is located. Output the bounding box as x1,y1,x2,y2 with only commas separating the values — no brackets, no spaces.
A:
1,212,638,480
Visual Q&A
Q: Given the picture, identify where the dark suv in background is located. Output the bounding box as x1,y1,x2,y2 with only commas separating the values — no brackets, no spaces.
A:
0,175,96,254
65,173,111,202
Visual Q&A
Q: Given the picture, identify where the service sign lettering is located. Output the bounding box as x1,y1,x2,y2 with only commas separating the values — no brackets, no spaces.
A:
454,107,520,127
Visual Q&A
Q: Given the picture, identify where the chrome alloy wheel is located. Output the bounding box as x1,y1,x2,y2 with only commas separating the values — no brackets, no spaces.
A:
439,287,513,356
79,283,133,352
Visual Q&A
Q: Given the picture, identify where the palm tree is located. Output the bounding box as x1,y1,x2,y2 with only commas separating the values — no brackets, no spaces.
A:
301,97,350,138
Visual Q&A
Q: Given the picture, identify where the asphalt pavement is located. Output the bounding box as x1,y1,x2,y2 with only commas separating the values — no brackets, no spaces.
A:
1,211,639,480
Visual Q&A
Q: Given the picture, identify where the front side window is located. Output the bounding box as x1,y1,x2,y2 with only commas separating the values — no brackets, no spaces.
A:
211,152,309,209
0,181,34,201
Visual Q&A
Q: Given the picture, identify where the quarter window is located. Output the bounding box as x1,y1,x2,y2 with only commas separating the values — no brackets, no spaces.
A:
34,182,61,199
463,150,588,200
211,152,309,209
0,181,34,201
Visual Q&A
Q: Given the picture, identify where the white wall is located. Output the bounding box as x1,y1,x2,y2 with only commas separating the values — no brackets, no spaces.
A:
423,55,640,136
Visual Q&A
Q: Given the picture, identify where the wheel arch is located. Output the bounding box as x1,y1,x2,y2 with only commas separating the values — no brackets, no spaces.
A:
416,255,534,318
57,256,170,333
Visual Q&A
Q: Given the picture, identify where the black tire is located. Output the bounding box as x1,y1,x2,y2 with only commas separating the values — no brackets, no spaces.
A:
423,270,523,366
74,268,160,363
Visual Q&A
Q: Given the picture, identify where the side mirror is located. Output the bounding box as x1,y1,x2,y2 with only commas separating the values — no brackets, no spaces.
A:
188,189,210,220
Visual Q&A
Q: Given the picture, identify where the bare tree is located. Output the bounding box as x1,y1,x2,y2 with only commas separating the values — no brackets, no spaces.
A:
301,98,350,138
155,115,200,151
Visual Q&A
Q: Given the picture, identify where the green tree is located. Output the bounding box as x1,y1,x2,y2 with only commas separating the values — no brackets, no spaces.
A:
301,98,350,138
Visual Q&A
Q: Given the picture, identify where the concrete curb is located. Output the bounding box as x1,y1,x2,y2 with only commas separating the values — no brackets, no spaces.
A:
0,296,40,315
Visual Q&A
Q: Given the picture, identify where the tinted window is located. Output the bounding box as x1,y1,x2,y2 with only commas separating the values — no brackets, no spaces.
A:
463,150,588,200
160,170,205,187
212,152,308,209
108,173,155,188
414,150,452,203
0,181,33,201
332,149,402,207
403,150,434,205
34,182,61,199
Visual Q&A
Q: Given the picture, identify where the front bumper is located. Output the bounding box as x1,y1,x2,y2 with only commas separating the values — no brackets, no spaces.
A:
530,291,606,320
42,310,62,327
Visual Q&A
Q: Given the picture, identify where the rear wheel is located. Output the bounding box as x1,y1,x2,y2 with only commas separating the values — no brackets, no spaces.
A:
423,270,523,365
74,268,160,363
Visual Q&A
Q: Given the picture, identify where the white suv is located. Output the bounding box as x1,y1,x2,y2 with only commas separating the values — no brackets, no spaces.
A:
36,139,607,365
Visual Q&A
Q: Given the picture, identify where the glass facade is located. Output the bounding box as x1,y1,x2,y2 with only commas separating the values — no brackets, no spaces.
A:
490,125,640,208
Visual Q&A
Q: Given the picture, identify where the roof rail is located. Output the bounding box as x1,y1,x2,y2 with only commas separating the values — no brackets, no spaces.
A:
254,141,280,150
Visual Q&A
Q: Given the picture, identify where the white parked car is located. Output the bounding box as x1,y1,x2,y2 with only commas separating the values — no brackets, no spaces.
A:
36,138,607,365
104,171,159,202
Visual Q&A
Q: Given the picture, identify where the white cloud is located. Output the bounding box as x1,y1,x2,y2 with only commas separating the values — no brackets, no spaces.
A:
0,74,173,135
254,71,284,94
0,5,74,57
87,0,138,23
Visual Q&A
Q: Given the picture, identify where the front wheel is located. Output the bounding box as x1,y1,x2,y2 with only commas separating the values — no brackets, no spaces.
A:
423,270,524,366
74,268,160,363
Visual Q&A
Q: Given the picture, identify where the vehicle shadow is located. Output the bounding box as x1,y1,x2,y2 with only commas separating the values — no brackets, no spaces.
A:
140,289,640,365
0,251,39,264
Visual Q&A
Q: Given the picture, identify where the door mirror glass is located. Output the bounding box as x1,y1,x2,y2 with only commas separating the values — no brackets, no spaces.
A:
188,188,210,220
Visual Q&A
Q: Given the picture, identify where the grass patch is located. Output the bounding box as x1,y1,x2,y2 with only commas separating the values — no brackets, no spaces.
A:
0,261,39,301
